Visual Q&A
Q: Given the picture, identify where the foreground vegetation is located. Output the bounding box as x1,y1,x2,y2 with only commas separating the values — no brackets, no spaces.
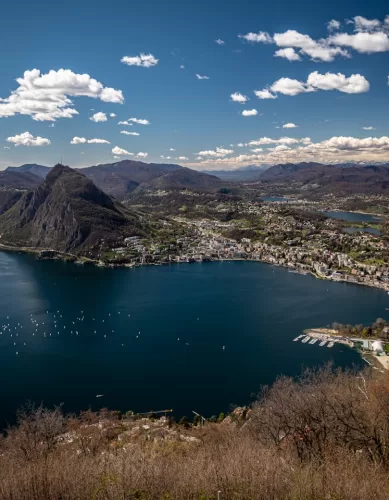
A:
2,367,389,499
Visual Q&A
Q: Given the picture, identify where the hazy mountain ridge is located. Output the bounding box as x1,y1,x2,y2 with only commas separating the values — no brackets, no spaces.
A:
0,170,42,189
257,162,389,194
6,164,51,179
82,160,182,199
143,166,224,191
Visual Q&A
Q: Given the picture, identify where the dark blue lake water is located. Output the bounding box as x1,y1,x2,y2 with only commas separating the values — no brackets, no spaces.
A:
1,252,385,426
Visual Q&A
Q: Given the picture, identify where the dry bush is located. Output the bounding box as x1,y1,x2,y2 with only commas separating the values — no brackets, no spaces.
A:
0,369,389,499
248,365,389,466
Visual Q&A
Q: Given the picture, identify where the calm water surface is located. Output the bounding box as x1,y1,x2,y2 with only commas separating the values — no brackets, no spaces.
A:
1,252,386,426
343,227,381,236
323,211,381,223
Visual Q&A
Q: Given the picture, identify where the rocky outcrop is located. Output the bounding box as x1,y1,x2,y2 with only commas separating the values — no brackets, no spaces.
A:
0,164,147,255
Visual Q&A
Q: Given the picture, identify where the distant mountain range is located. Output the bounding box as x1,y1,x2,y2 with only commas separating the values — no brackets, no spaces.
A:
6,163,51,179
0,169,42,189
3,160,226,199
4,160,389,201
256,162,389,195
203,165,268,181
0,169,44,215
206,161,389,183
0,165,149,256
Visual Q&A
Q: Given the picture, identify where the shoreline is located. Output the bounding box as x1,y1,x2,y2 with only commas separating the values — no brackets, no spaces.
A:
304,327,389,371
1,244,389,293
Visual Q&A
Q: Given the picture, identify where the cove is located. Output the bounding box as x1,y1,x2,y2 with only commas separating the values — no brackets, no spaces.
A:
1,252,384,426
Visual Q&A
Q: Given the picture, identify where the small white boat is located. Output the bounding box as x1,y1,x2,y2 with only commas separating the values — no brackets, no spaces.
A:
327,341,335,348
293,334,303,342
302,336,310,344
309,338,318,345
319,340,327,347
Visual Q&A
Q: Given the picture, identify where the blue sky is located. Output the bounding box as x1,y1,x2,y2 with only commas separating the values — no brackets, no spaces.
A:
1,0,389,170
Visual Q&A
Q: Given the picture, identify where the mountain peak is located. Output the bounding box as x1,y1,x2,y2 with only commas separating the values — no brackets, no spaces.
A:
0,165,148,255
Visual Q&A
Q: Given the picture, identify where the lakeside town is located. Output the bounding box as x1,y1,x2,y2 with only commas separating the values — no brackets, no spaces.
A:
94,196,389,292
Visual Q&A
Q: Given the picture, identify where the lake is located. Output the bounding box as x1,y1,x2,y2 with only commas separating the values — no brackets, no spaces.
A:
1,252,387,426
343,227,381,236
323,211,382,223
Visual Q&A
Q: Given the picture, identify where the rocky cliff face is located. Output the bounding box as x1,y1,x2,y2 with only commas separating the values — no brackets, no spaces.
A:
0,165,146,255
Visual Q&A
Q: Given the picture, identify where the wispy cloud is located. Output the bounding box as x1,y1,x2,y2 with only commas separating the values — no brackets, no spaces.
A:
121,53,159,67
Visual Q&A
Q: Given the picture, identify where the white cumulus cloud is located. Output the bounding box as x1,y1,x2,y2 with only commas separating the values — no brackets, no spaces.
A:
283,123,298,128
239,31,272,43
121,53,159,68
137,152,148,158
112,146,133,156
7,131,51,147
192,134,389,169
329,31,389,53
270,77,312,96
263,71,370,97
242,109,258,116
71,137,110,144
0,69,123,121
273,30,349,62
362,126,375,130
230,92,248,103
327,19,341,31
254,89,277,99
178,156,188,160
90,112,107,122
196,74,210,80
353,16,381,32
71,137,87,144
129,117,150,125
215,39,225,45
274,48,301,61
196,147,234,158
306,71,370,93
